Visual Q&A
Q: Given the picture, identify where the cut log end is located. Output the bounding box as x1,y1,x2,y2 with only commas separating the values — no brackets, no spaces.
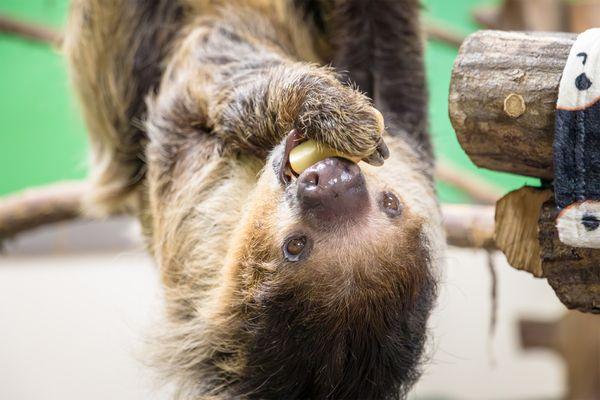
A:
495,186,552,277
503,93,526,118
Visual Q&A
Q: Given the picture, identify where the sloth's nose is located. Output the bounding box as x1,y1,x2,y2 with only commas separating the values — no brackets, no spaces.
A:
296,157,369,222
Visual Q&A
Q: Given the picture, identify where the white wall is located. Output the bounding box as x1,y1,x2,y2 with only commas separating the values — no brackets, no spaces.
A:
0,222,566,400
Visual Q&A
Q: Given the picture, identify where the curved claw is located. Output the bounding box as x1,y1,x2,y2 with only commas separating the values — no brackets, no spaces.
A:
362,139,390,166
277,129,303,186
376,139,390,160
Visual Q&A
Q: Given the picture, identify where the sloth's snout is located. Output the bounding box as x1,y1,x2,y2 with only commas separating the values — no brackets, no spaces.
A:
296,157,369,222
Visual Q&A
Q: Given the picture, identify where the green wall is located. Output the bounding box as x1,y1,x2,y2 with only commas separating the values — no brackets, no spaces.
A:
0,0,535,202
0,1,87,195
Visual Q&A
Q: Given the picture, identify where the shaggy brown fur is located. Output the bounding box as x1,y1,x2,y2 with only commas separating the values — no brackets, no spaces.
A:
65,0,444,399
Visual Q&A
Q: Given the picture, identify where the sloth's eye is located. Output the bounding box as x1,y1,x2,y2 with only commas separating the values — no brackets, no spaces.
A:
283,235,309,262
382,192,402,217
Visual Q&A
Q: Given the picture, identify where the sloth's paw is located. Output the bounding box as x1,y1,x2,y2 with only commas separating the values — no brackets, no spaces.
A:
295,83,389,166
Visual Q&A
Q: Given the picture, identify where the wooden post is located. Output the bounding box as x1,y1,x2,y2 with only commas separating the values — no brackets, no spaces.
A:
520,312,600,399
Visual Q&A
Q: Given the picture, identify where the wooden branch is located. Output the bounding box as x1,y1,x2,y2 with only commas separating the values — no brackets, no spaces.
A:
424,20,467,48
0,14,63,45
442,204,496,249
0,12,465,50
436,160,503,205
449,30,576,179
0,181,87,240
472,5,500,29
0,181,496,249
568,1,600,33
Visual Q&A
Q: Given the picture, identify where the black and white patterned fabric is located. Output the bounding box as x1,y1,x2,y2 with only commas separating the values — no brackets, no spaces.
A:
554,28,600,248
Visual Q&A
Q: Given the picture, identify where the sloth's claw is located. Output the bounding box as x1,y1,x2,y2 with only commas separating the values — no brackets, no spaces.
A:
363,139,389,166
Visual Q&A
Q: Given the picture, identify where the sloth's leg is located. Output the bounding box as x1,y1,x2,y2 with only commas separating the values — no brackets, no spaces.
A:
64,0,185,214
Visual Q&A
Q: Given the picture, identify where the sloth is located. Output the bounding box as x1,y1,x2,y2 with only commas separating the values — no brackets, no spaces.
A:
65,0,444,398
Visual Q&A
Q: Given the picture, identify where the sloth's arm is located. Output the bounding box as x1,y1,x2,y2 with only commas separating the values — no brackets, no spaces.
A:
209,60,384,159
149,11,384,161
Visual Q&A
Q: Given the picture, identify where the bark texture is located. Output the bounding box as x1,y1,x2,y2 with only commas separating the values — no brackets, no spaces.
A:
449,30,576,179
493,185,600,313
540,198,600,313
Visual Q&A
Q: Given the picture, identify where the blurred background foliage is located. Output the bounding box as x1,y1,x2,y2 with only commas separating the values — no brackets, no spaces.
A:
0,0,535,202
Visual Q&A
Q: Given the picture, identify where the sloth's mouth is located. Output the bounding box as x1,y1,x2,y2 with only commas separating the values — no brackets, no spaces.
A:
276,129,391,187
277,129,365,187
278,129,305,186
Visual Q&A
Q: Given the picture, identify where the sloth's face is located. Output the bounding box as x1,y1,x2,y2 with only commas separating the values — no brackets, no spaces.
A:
251,131,443,282
222,132,443,397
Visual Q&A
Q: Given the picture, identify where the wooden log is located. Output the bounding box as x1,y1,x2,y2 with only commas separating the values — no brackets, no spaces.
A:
494,185,600,312
494,186,552,277
435,159,503,205
0,14,63,45
449,30,576,179
473,0,566,32
539,198,600,313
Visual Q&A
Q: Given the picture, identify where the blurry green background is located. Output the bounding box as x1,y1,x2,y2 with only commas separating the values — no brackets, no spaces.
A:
0,0,535,202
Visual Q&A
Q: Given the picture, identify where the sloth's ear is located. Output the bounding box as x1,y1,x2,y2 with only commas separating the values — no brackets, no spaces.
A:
295,0,431,156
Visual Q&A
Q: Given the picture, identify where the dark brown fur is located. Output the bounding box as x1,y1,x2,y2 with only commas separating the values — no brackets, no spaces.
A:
65,1,443,399
299,0,431,158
